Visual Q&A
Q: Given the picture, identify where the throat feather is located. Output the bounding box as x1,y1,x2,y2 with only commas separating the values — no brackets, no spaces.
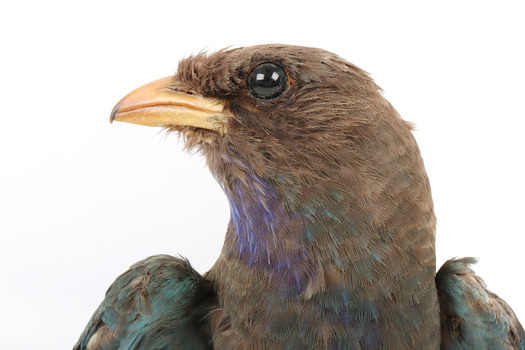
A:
221,169,314,292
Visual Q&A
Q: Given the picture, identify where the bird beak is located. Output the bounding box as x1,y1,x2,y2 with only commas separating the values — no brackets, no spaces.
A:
110,76,230,132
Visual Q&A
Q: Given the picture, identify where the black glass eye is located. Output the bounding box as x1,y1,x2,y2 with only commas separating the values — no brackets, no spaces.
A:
248,63,287,100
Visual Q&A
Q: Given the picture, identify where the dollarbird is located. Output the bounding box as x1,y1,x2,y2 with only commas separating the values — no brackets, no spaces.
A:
75,44,524,349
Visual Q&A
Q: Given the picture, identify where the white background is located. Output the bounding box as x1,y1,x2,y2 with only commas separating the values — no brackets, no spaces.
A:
1,1,524,348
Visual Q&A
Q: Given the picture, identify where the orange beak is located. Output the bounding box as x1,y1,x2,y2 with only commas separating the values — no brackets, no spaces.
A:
110,76,231,132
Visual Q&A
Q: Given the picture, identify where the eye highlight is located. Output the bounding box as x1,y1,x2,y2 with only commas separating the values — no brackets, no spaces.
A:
248,63,287,100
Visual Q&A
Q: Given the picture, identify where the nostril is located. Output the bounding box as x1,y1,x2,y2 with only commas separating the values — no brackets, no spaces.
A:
167,84,198,96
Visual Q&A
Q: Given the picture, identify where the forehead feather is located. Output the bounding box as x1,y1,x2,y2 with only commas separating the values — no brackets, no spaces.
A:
175,44,376,97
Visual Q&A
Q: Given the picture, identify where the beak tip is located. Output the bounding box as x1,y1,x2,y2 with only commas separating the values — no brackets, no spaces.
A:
110,105,119,124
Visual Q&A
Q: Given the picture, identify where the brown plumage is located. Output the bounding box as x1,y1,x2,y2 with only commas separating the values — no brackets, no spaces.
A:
75,44,523,349
168,45,440,348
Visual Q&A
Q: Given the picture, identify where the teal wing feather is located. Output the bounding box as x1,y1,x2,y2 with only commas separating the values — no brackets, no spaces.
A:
436,257,524,349
73,255,216,350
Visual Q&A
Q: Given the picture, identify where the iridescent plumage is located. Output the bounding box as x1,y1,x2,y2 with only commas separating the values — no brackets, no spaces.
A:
75,45,523,349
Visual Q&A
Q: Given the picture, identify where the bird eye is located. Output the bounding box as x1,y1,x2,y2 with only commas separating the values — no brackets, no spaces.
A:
248,63,287,100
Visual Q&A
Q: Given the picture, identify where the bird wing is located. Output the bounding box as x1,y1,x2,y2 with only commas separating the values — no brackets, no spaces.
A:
73,255,216,350
436,257,524,349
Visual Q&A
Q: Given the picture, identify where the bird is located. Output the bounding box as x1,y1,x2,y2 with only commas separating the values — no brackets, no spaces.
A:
74,44,524,349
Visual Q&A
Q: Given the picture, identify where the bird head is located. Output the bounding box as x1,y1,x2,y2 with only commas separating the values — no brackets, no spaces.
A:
111,44,435,268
